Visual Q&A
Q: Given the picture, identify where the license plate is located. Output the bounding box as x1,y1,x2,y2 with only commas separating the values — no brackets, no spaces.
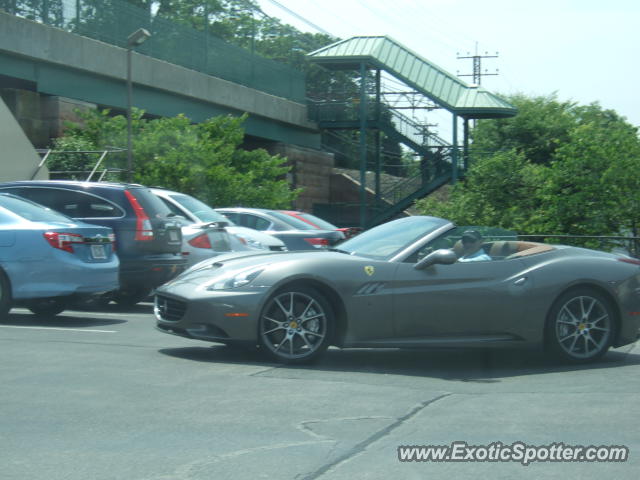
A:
169,230,179,242
91,244,107,259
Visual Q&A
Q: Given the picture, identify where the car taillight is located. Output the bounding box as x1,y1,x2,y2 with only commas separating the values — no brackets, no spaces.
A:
304,237,329,248
188,233,212,249
109,233,117,251
124,190,154,242
44,232,84,253
618,257,640,266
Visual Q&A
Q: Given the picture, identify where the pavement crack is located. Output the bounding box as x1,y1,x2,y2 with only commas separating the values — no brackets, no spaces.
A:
249,365,283,376
298,416,393,441
299,393,453,480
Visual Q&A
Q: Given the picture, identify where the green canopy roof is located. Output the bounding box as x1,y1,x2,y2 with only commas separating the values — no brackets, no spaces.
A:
308,36,517,119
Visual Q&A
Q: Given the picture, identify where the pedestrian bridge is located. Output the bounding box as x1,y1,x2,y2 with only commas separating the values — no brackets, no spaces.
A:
0,10,319,149
307,36,517,226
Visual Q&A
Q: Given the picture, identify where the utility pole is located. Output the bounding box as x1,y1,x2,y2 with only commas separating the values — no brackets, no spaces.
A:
456,42,499,85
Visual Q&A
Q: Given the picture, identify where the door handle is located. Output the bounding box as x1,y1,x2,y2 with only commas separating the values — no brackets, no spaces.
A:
514,277,528,286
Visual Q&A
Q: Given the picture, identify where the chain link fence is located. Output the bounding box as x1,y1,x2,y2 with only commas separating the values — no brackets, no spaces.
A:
0,0,306,102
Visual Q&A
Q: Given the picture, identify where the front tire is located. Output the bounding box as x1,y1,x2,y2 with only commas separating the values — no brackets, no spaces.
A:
28,298,66,316
258,287,334,364
0,271,12,321
546,288,616,363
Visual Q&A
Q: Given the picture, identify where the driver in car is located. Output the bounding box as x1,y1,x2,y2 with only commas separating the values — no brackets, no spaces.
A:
458,230,491,262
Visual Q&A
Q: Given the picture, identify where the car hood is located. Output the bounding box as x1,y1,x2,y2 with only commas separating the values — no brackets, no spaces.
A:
163,249,355,287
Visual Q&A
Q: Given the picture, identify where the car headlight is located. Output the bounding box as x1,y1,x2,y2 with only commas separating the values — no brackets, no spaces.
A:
206,267,264,290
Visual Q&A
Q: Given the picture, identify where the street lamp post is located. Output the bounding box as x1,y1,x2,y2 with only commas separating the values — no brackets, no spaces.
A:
126,28,151,183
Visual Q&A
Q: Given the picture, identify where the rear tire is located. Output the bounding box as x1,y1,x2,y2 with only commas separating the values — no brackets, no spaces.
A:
545,288,616,363
0,271,12,321
28,298,66,316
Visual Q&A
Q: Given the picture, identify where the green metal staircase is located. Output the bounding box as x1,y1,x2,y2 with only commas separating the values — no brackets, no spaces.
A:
310,100,462,226
307,36,517,227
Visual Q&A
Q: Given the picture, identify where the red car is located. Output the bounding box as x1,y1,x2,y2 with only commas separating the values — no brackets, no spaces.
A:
278,210,361,239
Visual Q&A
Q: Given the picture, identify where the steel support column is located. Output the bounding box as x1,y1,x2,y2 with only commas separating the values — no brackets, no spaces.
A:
451,113,459,184
359,62,368,227
463,117,470,172
126,47,133,183
374,69,382,208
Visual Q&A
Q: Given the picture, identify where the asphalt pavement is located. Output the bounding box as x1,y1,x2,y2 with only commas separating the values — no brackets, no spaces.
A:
1,303,638,480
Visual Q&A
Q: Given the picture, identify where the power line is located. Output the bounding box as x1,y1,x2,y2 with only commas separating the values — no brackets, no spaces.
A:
366,0,471,52
262,0,335,37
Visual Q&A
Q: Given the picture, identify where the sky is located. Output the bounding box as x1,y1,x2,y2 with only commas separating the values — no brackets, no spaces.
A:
256,0,640,134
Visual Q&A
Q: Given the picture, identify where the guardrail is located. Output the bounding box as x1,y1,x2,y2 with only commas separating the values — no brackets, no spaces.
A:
36,148,127,181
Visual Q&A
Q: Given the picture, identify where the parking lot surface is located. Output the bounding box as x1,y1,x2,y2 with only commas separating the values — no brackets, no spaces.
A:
2,304,639,479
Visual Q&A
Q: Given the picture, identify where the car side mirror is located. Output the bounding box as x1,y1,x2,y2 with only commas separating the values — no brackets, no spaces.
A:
414,249,458,270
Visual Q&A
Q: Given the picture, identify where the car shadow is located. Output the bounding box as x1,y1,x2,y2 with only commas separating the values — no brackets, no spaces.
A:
4,311,127,328
159,345,270,367
157,343,640,381
75,302,154,315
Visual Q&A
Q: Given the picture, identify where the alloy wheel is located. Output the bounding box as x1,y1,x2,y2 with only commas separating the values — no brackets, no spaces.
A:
552,293,613,361
259,289,331,363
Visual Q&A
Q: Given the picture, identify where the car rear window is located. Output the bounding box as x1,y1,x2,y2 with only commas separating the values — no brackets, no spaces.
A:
232,213,272,231
168,193,231,224
0,186,123,218
0,194,74,223
127,188,173,218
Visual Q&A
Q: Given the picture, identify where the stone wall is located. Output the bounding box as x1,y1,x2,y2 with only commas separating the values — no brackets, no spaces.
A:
268,143,334,212
0,88,96,148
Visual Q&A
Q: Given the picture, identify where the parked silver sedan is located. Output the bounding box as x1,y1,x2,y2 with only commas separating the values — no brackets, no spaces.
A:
151,189,286,268
216,207,344,250
155,216,640,364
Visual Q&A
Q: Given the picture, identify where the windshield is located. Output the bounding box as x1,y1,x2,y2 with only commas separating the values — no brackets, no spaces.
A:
338,216,450,260
169,193,234,224
0,194,75,224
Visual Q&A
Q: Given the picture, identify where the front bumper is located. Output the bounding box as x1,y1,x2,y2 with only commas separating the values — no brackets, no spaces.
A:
154,285,269,343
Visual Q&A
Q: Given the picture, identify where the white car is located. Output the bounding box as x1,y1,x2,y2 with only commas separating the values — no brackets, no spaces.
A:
150,189,287,266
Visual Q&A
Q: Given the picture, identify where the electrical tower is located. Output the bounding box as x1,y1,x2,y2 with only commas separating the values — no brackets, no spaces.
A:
456,42,499,85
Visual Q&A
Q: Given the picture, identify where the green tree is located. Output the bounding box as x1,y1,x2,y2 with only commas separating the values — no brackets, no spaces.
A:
416,94,640,253
52,109,299,208
541,120,640,246
48,135,103,180
416,149,545,230
0,0,65,26
470,93,577,165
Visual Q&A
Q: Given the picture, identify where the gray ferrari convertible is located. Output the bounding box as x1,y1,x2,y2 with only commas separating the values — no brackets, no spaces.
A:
155,216,640,364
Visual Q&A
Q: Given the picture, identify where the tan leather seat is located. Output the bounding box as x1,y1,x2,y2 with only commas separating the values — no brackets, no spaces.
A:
488,241,551,259
488,241,515,258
